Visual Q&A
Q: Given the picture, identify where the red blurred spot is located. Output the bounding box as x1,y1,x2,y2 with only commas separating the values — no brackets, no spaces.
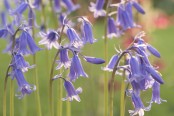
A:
154,14,170,29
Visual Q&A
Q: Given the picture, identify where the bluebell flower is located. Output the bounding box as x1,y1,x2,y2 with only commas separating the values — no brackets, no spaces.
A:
83,56,105,64
32,0,41,9
131,0,145,14
150,81,166,104
18,31,41,55
0,29,8,38
12,53,35,72
89,0,106,18
68,54,88,81
145,66,164,84
66,28,83,48
56,48,71,70
39,30,60,49
10,2,29,15
147,44,161,58
81,19,96,44
54,0,61,12
4,0,11,11
62,0,80,13
28,8,36,27
107,17,121,39
103,54,119,71
1,12,7,27
116,1,145,31
62,80,82,102
13,69,36,99
129,92,151,116
129,56,144,82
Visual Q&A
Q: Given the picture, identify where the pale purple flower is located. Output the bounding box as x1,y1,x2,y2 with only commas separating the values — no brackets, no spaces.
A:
13,69,36,99
39,30,60,49
81,19,96,44
68,54,88,81
10,2,29,15
4,0,11,11
150,81,166,104
12,53,35,72
89,0,106,18
103,54,119,71
62,0,80,13
107,17,121,39
17,31,41,55
62,80,82,102
83,56,105,64
54,0,61,12
66,28,83,48
129,92,151,116
56,48,71,70
32,0,41,9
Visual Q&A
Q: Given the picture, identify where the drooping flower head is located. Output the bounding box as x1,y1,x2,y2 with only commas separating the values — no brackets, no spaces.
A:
116,0,145,31
66,27,83,48
89,0,106,18
56,47,71,70
68,54,88,82
81,18,96,44
39,30,60,49
62,79,82,102
17,30,41,55
12,68,36,99
107,17,121,39
62,0,80,13
150,81,166,104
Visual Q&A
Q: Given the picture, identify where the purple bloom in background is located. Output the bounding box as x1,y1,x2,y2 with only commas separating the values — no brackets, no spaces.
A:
32,0,41,9
81,19,96,44
89,0,106,18
69,54,88,81
54,0,61,12
12,53,35,72
56,48,71,70
13,69,36,99
4,0,11,11
150,81,166,104
1,12,7,27
116,1,145,31
28,8,36,27
66,28,83,48
107,17,121,39
83,56,105,64
10,2,29,15
129,92,151,116
39,30,60,49
131,0,145,14
62,80,82,102
62,0,80,13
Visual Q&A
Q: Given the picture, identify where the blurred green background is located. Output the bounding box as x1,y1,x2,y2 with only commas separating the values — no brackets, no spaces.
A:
0,0,174,116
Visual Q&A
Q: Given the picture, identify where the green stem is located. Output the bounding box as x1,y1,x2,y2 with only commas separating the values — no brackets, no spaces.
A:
3,65,11,116
3,27,20,116
104,0,112,116
57,79,63,116
49,25,65,116
109,52,127,116
66,101,71,116
120,57,126,116
32,23,42,116
10,80,14,116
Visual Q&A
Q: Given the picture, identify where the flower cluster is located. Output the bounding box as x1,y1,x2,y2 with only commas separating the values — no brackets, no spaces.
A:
90,0,145,39
0,0,41,99
40,17,105,101
104,32,165,115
